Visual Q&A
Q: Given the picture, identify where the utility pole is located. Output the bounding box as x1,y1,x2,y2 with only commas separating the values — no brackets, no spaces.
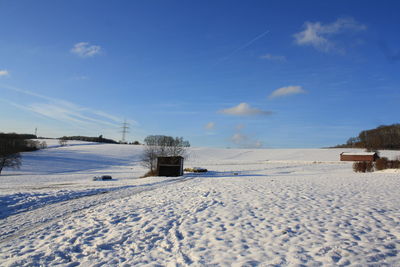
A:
120,119,130,143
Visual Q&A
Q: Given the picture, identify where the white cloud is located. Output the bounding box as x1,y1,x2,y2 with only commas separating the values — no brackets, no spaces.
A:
0,70,10,77
260,54,286,61
269,85,306,99
205,122,215,130
293,17,366,52
71,42,102,57
219,103,273,116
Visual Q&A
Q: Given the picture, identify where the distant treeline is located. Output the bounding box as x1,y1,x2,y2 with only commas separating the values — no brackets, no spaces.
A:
0,133,39,152
14,134,37,140
60,135,118,144
334,124,400,150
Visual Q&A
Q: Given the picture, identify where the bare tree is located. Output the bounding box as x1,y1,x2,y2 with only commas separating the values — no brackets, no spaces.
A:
59,137,68,147
26,140,40,150
0,153,21,175
141,144,158,175
141,135,190,175
40,141,48,149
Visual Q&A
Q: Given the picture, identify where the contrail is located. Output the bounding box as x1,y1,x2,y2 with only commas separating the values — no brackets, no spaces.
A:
216,29,270,64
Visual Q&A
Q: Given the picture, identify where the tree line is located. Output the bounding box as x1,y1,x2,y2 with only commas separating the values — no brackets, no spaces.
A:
59,135,118,144
334,124,400,150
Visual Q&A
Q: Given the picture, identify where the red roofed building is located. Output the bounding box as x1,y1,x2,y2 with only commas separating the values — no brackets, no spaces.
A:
340,152,379,162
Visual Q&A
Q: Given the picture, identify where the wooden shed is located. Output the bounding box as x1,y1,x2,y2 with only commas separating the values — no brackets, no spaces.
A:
156,156,184,177
340,152,379,162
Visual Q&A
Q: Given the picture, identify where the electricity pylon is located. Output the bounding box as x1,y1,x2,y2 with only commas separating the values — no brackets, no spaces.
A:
120,119,130,143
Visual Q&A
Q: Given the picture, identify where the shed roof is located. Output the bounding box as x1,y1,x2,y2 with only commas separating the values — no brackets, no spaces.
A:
340,152,377,156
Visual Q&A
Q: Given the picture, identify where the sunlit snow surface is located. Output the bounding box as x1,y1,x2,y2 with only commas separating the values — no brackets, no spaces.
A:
1,141,400,266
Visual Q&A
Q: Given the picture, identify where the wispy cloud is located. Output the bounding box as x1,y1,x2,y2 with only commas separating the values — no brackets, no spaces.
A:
235,124,245,131
260,53,286,62
219,103,273,116
89,109,122,123
1,85,128,128
0,98,30,111
231,133,263,148
2,85,54,101
293,17,366,52
269,85,306,99
28,101,120,127
204,122,216,130
231,133,247,144
0,70,10,77
71,42,102,58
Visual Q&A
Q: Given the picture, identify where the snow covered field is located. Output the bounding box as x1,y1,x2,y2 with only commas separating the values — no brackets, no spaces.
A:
1,141,400,266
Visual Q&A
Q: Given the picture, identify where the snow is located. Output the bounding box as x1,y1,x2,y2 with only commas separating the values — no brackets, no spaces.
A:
1,141,400,266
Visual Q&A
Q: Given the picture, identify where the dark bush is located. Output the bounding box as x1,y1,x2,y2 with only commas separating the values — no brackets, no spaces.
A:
375,157,400,170
388,159,400,169
353,161,374,173
375,157,389,170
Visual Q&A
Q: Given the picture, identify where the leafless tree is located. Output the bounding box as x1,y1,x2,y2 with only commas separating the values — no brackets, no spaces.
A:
0,153,21,175
59,137,68,147
40,141,48,149
141,135,190,174
141,144,158,175
26,140,40,150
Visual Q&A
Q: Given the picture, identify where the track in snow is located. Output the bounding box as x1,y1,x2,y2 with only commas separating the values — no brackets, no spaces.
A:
0,175,196,244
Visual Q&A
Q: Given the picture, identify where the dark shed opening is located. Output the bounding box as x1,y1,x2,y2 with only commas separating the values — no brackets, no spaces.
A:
157,156,184,177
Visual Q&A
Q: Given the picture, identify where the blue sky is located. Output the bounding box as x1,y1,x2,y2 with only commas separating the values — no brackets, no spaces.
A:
1,0,399,148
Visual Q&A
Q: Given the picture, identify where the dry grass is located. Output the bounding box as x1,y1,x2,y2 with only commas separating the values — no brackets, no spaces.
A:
141,170,157,178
